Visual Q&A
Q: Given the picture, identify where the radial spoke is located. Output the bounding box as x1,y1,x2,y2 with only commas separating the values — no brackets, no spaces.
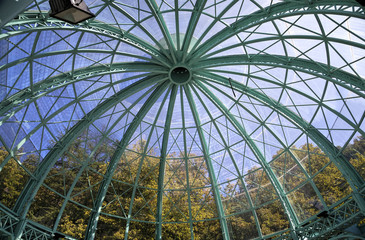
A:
1,0,364,239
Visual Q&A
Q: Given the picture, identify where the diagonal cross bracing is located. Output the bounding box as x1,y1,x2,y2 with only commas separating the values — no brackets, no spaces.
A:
11,76,165,239
155,85,177,239
195,54,365,93
189,0,365,60
184,86,230,240
193,81,300,238
196,73,365,213
84,81,170,240
0,63,166,126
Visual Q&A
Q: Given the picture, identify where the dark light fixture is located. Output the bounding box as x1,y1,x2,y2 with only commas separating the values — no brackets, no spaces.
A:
49,0,95,24
356,0,365,6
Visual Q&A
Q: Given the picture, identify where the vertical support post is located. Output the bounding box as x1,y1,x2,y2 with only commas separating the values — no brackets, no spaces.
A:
180,86,195,240
201,78,329,212
53,86,157,232
124,87,172,240
194,81,299,238
184,85,230,240
11,77,160,240
84,81,169,240
190,85,263,237
155,85,178,239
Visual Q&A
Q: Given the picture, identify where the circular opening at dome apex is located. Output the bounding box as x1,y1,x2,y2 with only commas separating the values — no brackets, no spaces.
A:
169,66,191,84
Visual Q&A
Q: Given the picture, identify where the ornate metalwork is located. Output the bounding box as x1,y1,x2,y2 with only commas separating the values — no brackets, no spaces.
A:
0,0,364,239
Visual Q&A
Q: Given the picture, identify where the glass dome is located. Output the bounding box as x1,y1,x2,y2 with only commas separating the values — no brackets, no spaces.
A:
0,0,365,239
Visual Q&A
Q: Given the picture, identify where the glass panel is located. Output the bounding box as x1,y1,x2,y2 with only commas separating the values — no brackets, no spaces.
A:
313,163,351,206
162,223,191,239
193,219,223,240
0,151,30,209
1,0,364,239
95,216,127,239
57,203,91,239
256,201,289,236
127,221,155,239
227,212,259,240
287,182,323,222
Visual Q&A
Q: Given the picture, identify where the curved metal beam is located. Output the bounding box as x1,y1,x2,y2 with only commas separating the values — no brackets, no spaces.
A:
12,75,165,239
180,85,195,239
145,0,177,63
123,86,172,240
0,62,167,126
84,81,170,240
195,73,365,206
184,85,230,240
0,71,153,173
180,0,208,61
189,0,365,60
107,1,173,64
190,85,263,238
0,49,158,71
51,83,160,233
1,13,170,65
194,54,365,93
192,82,300,237
195,70,365,138
203,35,365,59
187,0,239,55
155,85,177,239
200,76,329,211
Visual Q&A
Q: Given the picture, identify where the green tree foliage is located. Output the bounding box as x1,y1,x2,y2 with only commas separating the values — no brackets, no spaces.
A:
0,148,27,208
343,136,365,179
0,136,364,239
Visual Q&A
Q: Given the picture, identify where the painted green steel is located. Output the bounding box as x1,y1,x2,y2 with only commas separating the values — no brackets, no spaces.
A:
184,86,230,240
52,83,164,233
123,87,172,240
1,53,363,159
200,73,364,184
295,186,365,238
189,0,365,59
0,63,166,124
0,14,168,64
1,187,363,240
196,73,365,209
196,55,365,92
0,49,158,71
145,0,177,63
200,77,329,212
192,81,300,239
189,85,263,238
194,70,365,138
0,71,158,172
180,85,195,240
84,81,170,240
203,35,365,60
180,0,207,61
155,85,178,239
12,76,165,239
0,0,365,239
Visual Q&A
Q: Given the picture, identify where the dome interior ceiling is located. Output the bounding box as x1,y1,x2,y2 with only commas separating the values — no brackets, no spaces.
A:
0,0,365,239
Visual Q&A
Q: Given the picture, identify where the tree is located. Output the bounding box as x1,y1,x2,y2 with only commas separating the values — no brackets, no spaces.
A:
0,134,364,239
0,147,28,208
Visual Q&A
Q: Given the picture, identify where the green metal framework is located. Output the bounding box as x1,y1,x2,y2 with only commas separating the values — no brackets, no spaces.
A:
0,0,365,239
